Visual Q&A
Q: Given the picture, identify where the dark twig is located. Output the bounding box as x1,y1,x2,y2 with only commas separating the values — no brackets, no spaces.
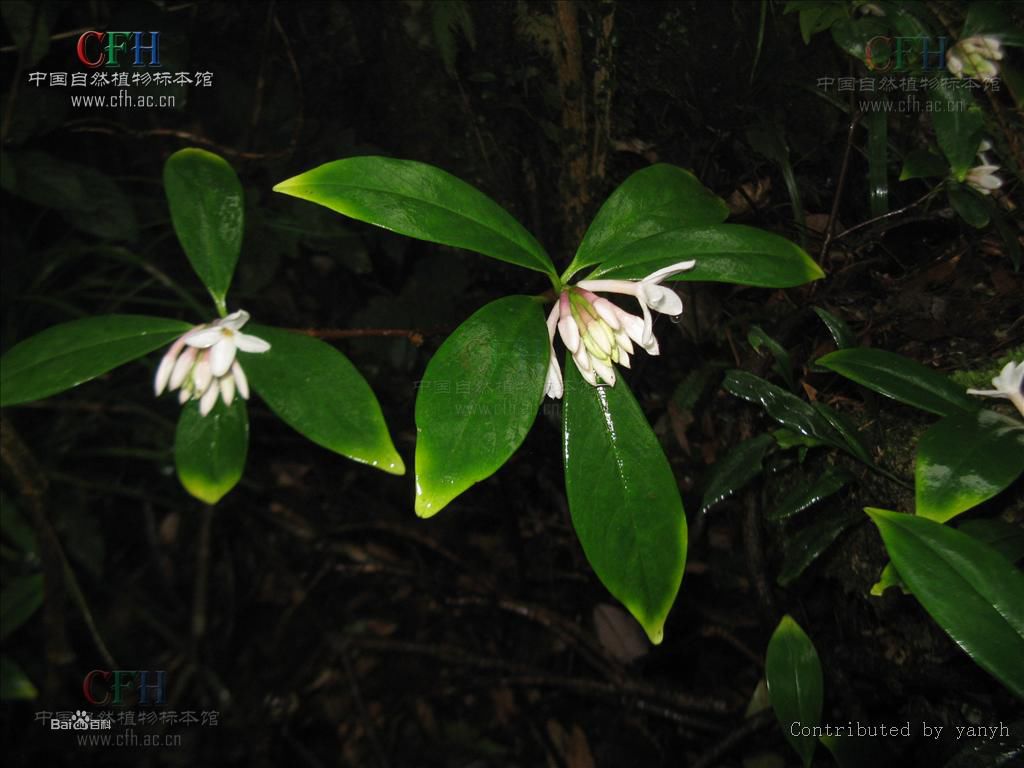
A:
832,185,945,244
819,110,862,264
742,490,777,624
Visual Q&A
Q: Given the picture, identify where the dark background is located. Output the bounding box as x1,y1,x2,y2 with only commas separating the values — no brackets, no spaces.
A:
1,1,1022,766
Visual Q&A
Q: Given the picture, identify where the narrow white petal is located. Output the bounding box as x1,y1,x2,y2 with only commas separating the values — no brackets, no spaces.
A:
590,321,615,356
558,316,581,354
219,374,236,406
642,259,697,285
178,388,191,404
199,382,220,416
193,355,212,394
613,306,646,347
545,303,560,340
592,358,616,386
966,388,1005,398
639,283,683,315
220,309,250,331
573,344,592,373
575,279,640,297
184,327,222,349
232,361,250,400
592,297,621,330
235,333,271,354
618,349,631,369
154,337,185,396
169,347,198,390
642,331,660,356
210,335,237,377
544,351,563,400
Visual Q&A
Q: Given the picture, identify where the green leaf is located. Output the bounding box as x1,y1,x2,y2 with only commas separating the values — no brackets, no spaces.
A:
866,108,889,217
0,315,192,407
748,325,795,391
1,1,49,67
274,157,556,279
414,296,549,516
746,125,806,245
769,466,854,520
565,164,728,279
778,507,862,586
701,433,775,513
0,656,38,700
174,398,248,505
948,186,992,229
813,306,855,349
899,148,948,181
164,148,245,312
929,82,984,180
817,348,978,417
915,409,1024,523
830,15,888,62
812,401,873,465
0,494,36,555
563,365,686,645
590,224,824,287
241,325,404,475
766,615,823,768
958,519,1024,564
0,574,43,640
866,508,1024,699
870,561,908,597
723,371,846,450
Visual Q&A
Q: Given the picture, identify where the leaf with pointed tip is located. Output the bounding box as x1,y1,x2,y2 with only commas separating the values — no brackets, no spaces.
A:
590,225,824,288
0,655,38,700
766,615,823,768
174,398,248,505
164,148,244,311
563,365,686,644
929,81,984,180
1,315,191,407
701,433,775,513
867,508,1024,699
817,348,977,417
241,325,404,475
414,296,549,516
565,164,728,279
769,466,854,520
274,156,556,278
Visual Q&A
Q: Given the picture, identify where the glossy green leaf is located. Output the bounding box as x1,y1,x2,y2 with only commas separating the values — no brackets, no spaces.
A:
565,164,728,279
766,615,823,768
241,325,404,475
0,655,38,700
813,306,855,349
0,574,43,640
867,508,1024,699
563,364,686,645
916,409,1024,523
773,428,825,450
723,371,845,449
589,224,824,287
899,148,948,181
866,108,889,217
958,520,1024,564
174,398,248,505
415,296,548,516
274,156,556,279
164,149,244,312
769,466,853,520
701,433,775,513
830,15,888,62
948,186,992,229
812,401,873,465
779,507,862,586
929,82,984,180
0,315,191,407
817,348,977,417
748,325,795,391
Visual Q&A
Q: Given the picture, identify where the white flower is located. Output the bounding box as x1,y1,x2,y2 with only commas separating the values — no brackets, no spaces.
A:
947,35,1003,82
544,260,696,397
964,164,1003,195
154,309,270,415
967,361,1024,417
